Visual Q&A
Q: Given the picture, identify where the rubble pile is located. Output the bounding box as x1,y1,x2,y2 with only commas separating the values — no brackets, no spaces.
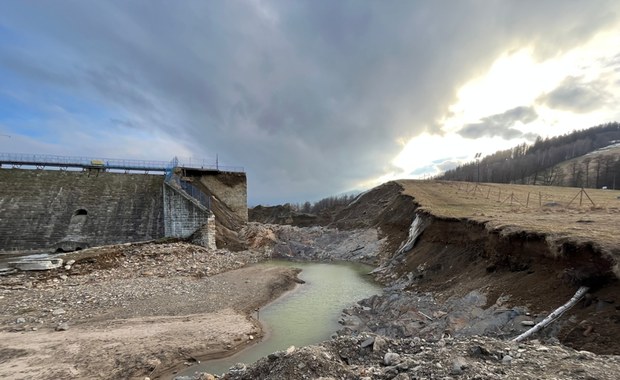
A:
0,242,268,332
241,223,386,263
191,334,620,380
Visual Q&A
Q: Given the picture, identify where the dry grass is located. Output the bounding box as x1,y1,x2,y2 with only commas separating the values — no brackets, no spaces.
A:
397,180,620,260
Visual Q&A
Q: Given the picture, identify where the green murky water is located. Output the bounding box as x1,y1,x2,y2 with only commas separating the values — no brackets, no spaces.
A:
176,260,381,377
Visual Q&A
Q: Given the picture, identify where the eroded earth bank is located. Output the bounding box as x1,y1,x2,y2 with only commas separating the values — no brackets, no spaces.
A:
1,180,620,379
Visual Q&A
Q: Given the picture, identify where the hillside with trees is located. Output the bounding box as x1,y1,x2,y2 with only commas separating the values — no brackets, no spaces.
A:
250,193,359,226
439,122,620,189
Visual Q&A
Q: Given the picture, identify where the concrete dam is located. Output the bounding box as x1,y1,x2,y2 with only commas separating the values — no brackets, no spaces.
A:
0,158,247,253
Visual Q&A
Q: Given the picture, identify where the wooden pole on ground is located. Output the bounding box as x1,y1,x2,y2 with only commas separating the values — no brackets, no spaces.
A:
582,189,596,207
539,192,542,207
526,192,530,208
513,286,589,342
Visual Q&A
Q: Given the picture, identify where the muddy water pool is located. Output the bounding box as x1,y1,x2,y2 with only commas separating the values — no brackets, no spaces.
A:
176,260,382,377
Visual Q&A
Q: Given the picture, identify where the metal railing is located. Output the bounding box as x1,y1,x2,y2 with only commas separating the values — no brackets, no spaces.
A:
165,171,211,210
0,153,244,173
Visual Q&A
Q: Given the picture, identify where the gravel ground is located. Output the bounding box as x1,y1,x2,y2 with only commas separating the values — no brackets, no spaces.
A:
0,242,301,380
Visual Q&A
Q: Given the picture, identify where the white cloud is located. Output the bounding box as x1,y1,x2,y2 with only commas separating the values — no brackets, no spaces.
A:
385,20,620,182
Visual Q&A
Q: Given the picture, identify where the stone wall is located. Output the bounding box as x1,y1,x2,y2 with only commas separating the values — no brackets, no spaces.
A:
0,167,246,252
163,182,214,242
0,169,165,251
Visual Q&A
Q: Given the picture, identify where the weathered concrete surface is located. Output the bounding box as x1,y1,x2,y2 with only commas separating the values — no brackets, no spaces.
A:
0,169,165,251
0,168,246,252
163,182,213,242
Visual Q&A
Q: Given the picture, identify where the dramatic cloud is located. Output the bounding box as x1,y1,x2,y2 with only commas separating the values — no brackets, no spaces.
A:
1,1,619,204
458,106,538,140
538,76,612,113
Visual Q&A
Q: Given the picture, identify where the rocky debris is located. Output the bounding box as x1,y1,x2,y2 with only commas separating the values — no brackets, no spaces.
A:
0,242,269,331
241,223,386,264
55,322,69,331
205,334,620,380
383,351,400,365
338,289,551,344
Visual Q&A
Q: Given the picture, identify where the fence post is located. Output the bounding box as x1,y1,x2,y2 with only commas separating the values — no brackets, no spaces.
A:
526,192,530,208
486,187,491,199
498,189,501,202
539,192,542,207
582,188,596,207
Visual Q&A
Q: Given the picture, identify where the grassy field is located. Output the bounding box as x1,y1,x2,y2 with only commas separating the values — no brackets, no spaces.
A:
397,180,620,258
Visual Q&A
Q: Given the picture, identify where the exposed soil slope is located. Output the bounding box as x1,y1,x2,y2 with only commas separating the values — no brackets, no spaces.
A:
361,180,620,355
189,180,248,251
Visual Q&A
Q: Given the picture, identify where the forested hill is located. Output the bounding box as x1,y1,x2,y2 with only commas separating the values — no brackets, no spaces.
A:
438,122,620,189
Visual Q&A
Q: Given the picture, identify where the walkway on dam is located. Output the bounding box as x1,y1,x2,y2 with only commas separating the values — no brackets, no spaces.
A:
0,153,244,173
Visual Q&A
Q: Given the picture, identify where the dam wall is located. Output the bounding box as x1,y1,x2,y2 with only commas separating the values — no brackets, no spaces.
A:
0,167,244,252
0,169,165,251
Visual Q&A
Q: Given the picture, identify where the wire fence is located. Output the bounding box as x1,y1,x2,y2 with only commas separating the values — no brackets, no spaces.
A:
450,181,618,210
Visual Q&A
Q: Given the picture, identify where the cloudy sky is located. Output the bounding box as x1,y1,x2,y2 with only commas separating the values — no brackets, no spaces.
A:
1,1,619,205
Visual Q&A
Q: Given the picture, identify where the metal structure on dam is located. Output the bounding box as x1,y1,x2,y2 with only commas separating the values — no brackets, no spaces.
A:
0,152,247,253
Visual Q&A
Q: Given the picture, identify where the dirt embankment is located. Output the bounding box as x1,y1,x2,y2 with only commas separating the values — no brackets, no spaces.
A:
385,214,619,355
0,243,301,380
355,181,620,355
